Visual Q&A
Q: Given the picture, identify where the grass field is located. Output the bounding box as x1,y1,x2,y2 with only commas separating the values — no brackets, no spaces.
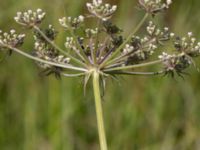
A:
0,0,200,149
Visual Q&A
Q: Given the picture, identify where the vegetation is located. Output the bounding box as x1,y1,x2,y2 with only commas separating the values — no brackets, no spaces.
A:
0,0,200,150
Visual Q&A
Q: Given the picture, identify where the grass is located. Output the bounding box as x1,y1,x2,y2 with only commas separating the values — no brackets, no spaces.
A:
0,0,200,149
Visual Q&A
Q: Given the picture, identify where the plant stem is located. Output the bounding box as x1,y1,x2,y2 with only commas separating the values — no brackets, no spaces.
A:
94,19,101,64
68,27,91,64
6,45,87,72
104,59,162,72
92,70,108,150
104,53,185,72
105,70,164,76
61,72,86,77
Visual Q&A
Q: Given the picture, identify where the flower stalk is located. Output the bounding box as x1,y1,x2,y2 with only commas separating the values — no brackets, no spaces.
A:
3,44,86,72
92,69,108,150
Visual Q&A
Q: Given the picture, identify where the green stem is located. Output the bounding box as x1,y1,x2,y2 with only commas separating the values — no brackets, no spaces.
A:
100,13,149,67
92,70,108,150
104,53,185,72
94,19,101,64
6,45,86,72
68,28,90,64
105,70,164,76
104,59,162,72
61,72,86,77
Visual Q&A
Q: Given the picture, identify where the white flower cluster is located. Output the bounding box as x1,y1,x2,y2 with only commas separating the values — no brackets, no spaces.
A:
121,35,158,64
59,15,84,29
158,52,192,73
139,0,172,15
146,21,175,38
34,43,70,68
158,52,177,71
34,41,46,51
0,29,25,48
181,34,196,49
121,35,157,64
147,43,157,52
192,42,200,53
141,38,157,55
86,0,117,21
123,44,134,54
186,32,200,51
65,37,77,50
14,9,46,27
85,28,99,38
158,52,174,61
36,53,71,69
174,32,200,57
146,21,156,35
34,35,71,67
133,36,157,55
54,55,71,64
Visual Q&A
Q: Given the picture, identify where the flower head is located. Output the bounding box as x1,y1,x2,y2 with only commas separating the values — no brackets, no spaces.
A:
59,15,85,29
86,0,117,21
138,0,173,16
174,32,200,57
14,9,46,27
0,29,25,48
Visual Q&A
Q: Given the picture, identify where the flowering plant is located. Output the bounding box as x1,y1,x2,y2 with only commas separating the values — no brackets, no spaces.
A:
0,0,200,149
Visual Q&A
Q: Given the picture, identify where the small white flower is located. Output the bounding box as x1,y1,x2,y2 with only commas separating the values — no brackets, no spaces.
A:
37,8,42,13
170,33,175,37
78,15,85,22
164,27,169,31
123,44,134,54
188,32,193,37
166,0,172,5
191,38,196,43
10,29,16,34
158,52,172,60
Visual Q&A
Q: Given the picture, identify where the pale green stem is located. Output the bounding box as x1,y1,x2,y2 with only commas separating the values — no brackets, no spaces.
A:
6,45,87,72
104,53,185,72
68,27,91,64
100,13,149,67
61,72,86,77
94,19,101,64
104,59,162,72
92,70,108,150
90,38,96,63
33,26,87,67
105,70,164,76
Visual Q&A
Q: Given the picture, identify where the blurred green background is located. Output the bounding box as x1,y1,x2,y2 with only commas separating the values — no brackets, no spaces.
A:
0,0,200,150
